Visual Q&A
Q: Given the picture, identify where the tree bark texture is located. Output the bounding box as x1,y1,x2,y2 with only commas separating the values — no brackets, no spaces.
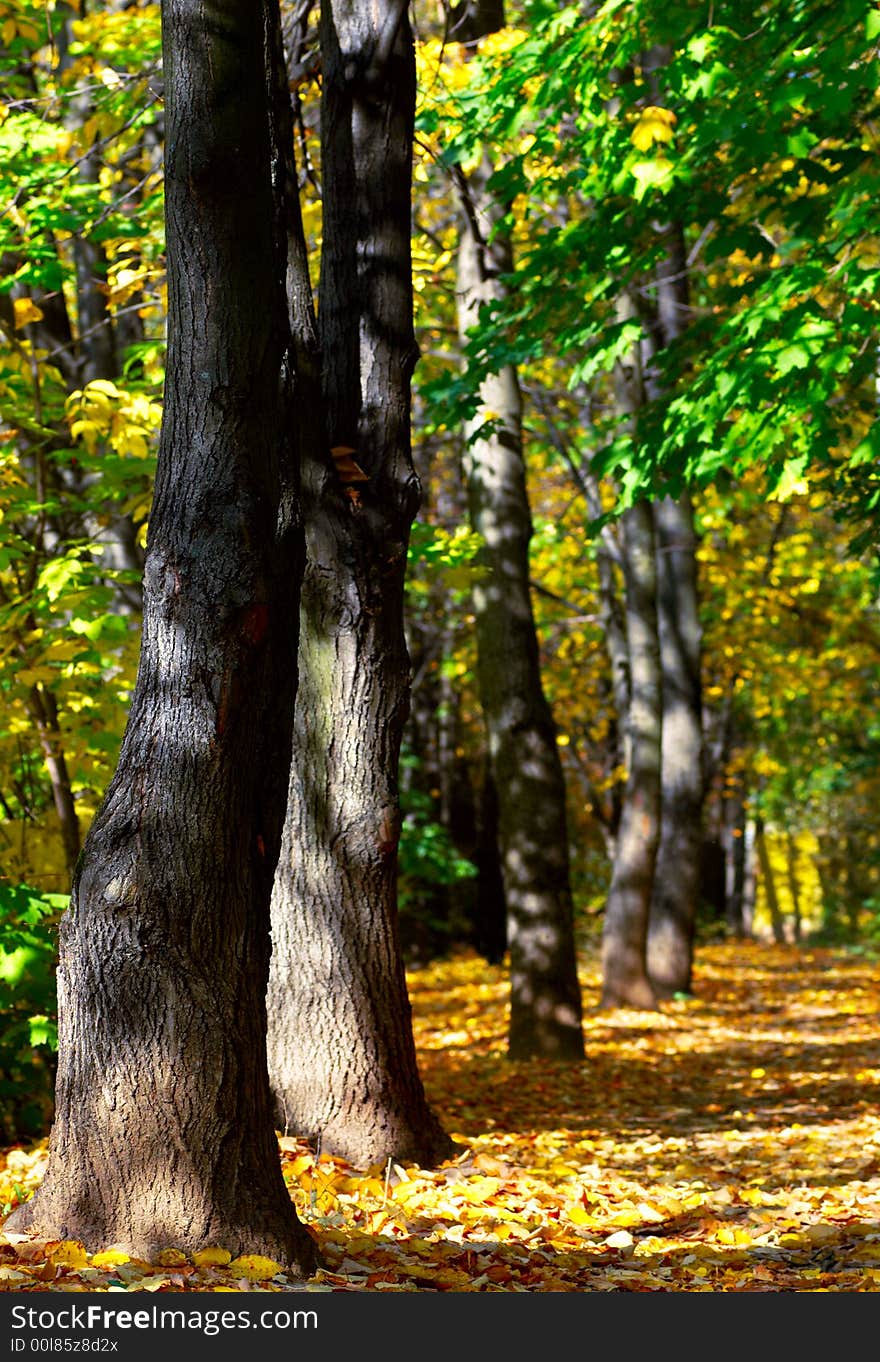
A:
456,157,584,1060
9,0,315,1273
599,289,662,1009
643,221,705,997
600,497,662,1008
647,491,704,995
266,0,453,1168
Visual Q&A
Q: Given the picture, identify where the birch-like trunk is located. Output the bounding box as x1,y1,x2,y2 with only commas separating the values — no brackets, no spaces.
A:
456,158,584,1060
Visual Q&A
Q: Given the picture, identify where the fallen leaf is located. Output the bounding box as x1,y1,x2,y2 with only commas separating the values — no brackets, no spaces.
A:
227,1254,283,1281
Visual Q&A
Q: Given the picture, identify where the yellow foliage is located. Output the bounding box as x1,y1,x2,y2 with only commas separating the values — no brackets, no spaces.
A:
227,1254,282,1281
630,106,677,151
192,1247,232,1267
12,298,44,329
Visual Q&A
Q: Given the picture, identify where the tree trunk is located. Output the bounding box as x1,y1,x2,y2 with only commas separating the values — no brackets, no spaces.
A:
266,0,453,1168
723,769,748,937
472,765,508,965
450,0,583,1061
8,0,315,1273
25,685,80,880
786,832,803,942
647,491,704,995
456,176,584,1059
755,816,787,944
638,213,705,998
600,497,661,1009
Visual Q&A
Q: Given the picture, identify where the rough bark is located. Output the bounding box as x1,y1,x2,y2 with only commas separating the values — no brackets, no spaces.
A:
8,0,315,1273
266,0,453,1168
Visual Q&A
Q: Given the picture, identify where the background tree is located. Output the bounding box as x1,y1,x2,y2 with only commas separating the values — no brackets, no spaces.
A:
452,0,584,1057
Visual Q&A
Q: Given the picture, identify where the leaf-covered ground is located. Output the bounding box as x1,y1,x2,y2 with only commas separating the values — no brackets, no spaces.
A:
2,940,880,1292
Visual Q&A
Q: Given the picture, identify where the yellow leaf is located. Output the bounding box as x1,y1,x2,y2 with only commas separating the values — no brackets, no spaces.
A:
155,1248,188,1266
84,379,121,400
716,1225,752,1246
608,1206,643,1228
91,1249,130,1267
284,1155,313,1178
568,1204,593,1226
13,298,44,329
193,1247,232,1268
2,19,16,46
631,106,677,151
750,1067,766,1079
48,1240,89,1269
227,1254,282,1281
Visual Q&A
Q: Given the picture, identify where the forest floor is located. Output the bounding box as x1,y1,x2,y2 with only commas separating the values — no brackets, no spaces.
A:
2,938,880,1292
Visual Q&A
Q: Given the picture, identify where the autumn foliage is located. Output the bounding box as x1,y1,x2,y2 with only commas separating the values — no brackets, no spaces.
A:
3,939,880,1292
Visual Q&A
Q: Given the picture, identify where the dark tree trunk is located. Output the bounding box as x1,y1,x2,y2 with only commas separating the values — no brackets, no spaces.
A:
8,0,315,1273
266,0,453,1169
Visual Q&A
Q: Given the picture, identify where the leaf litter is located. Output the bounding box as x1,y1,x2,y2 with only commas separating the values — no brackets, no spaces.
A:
2,941,880,1292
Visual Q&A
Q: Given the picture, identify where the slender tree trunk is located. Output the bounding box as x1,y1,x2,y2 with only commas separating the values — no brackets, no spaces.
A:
456,169,584,1059
647,491,704,995
723,769,748,937
450,0,583,1061
786,832,802,942
25,685,80,880
472,765,508,965
742,817,757,935
266,0,453,1168
600,497,661,1009
8,0,315,1272
599,286,662,1009
640,215,705,997
755,816,786,944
